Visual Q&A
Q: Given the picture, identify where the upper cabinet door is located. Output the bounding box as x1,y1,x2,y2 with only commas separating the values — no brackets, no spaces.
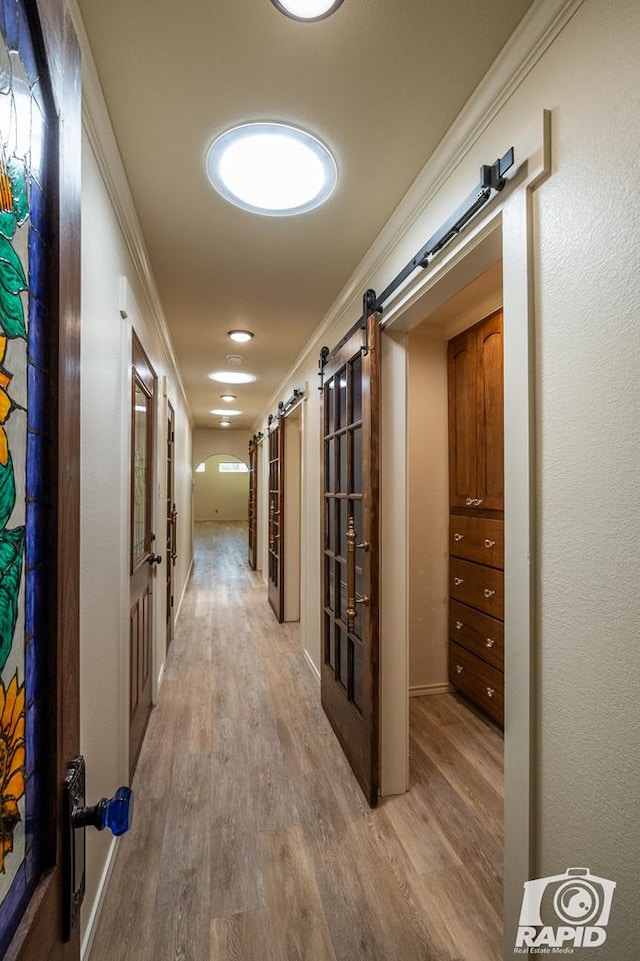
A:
448,310,504,512
448,327,478,508
476,311,504,511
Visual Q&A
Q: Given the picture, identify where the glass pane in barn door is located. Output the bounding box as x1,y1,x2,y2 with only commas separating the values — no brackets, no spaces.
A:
267,418,284,622
320,312,380,807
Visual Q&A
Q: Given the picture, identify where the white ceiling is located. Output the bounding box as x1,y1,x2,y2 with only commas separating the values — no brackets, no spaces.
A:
75,0,534,430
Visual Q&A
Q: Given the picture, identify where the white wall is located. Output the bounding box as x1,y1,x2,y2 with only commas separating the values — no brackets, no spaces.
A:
79,129,193,950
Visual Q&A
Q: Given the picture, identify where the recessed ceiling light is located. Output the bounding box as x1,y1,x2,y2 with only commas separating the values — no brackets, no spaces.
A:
209,371,257,385
228,330,254,343
270,0,344,21
220,393,237,402
210,409,242,416
206,122,337,217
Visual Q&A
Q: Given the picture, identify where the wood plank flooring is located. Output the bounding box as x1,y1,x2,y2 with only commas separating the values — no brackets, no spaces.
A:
88,521,503,961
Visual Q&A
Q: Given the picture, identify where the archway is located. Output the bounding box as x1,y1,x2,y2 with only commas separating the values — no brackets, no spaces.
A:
194,454,249,522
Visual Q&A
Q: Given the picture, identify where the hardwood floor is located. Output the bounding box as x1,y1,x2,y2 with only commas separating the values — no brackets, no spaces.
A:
88,522,503,961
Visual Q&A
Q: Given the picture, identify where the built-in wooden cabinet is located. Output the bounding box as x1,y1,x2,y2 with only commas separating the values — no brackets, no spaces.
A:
448,310,504,726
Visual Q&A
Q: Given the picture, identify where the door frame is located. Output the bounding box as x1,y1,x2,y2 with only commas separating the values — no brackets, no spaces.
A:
378,129,550,954
267,414,285,621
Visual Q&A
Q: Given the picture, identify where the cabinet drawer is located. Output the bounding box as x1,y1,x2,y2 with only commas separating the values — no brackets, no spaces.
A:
449,599,504,671
449,515,504,569
450,558,503,619
449,641,504,726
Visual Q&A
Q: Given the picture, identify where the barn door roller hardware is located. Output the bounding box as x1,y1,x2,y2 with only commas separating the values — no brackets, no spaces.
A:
321,146,514,368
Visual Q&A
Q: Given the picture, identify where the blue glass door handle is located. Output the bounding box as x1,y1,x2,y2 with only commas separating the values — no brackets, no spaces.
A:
72,785,134,836
63,757,134,941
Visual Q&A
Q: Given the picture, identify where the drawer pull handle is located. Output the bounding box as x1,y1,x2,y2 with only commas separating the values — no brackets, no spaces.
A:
455,620,463,630
483,588,495,598
484,539,496,548
485,637,495,648
456,664,464,674
454,533,464,541
486,686,495,698
454,577,464,586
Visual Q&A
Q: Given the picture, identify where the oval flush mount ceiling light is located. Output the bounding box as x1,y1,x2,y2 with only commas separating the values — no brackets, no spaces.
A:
206,122,337,217
270,0,344,21
228,330,254,343
210,409,242,416
209,371,257,385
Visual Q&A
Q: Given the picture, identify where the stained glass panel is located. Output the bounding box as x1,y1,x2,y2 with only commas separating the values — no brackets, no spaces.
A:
0,0,53,951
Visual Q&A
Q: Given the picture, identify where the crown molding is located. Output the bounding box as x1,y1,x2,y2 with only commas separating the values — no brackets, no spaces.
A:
252,0,584,430
67,0,193,425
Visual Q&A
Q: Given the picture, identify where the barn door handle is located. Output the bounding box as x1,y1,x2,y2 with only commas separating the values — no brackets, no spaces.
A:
346,516,368,632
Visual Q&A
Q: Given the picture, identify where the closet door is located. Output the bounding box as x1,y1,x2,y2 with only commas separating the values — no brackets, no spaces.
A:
320,313,380,807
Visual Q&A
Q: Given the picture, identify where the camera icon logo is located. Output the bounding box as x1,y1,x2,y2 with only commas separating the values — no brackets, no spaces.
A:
516,868,616,951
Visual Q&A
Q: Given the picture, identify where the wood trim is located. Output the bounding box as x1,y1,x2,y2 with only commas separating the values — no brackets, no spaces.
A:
409,683,453,697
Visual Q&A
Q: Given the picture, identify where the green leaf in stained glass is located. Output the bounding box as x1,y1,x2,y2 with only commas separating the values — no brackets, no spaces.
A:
0,455,16,529
0,235,27,339
7,159,29,225
0,211,16,241
0,526,24,673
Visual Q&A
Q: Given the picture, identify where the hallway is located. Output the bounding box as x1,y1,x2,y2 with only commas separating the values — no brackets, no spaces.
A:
89,523,503,961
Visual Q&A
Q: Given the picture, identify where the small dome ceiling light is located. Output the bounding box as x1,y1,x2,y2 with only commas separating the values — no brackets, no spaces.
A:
226,354,244,365
270,0,344,21
228,330,254,343
220,393,237,402
219,420,231,428
209,371,257,385
210,409,242,416
206,122,337,217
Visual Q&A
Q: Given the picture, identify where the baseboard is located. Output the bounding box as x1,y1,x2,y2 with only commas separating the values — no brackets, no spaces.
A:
81,836,119,961
174,556,194,623
303,648,321,683
409,682,452,697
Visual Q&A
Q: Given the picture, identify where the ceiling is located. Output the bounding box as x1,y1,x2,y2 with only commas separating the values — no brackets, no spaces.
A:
74,0,534,431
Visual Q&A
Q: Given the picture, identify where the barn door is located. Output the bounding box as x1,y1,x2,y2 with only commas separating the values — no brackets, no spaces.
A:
0,0,82,957
320,309,380,806
247,438,258,570
267,417,284,621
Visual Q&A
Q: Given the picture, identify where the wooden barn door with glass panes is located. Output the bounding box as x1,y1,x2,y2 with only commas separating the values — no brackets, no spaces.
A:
320,309,380,807
248,438,258,570
267,417,284,620
165,402,176,652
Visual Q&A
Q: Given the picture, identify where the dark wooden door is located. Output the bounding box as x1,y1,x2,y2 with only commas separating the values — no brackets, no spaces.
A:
165,403,176,652
267,419,284,620
0,0,82,957
129,336,156,778
248,439,258,570
320,313,380,807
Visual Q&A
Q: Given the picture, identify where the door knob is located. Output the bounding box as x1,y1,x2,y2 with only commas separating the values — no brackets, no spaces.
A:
148,553,162,565
72,786,134,836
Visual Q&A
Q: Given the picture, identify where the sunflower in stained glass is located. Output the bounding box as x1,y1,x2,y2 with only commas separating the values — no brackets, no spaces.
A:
0,673,25,872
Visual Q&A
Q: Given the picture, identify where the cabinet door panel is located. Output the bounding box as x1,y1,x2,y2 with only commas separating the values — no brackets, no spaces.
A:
448,328,477,508
476,311,504,510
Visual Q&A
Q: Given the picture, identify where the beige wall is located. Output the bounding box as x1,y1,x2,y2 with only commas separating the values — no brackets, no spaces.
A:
193,427,251,470
79,130,193,949
407,330,449,691
194,454,249,521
